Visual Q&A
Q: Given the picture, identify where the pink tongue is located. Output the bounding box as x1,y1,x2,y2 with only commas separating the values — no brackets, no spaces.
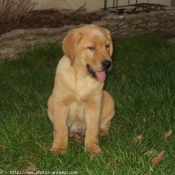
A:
95,71,106,82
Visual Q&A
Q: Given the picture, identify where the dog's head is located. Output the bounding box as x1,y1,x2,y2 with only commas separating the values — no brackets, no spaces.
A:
62,24,113,82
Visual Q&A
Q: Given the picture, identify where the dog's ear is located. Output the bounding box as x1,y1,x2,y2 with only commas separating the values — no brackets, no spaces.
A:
62,29,83,66
105,29,113,57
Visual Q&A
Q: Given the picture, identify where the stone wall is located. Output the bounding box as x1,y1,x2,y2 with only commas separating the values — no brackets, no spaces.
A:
0,7,175,60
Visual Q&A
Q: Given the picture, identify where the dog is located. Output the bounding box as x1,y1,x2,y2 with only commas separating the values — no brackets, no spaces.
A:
47,24,115,155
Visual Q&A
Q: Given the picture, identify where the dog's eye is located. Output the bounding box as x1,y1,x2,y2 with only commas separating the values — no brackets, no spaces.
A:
87,46,96,50
106,44,110,48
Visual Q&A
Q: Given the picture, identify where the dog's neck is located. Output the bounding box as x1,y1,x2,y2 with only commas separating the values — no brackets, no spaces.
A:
72,63,87,80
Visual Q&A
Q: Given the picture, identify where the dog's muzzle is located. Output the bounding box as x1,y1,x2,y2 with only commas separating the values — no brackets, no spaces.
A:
86,64,97,79
86,60,112,82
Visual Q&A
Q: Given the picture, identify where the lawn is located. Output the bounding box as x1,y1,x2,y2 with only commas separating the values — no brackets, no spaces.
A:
0,35,175,175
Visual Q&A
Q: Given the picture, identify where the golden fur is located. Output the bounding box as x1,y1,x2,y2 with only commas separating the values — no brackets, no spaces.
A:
48,24,115,155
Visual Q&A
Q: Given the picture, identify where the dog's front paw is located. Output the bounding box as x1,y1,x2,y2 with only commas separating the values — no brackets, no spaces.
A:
86,143,101,155
50,145,67,154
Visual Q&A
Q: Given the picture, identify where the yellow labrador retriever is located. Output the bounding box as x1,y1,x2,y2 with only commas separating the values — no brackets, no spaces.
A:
48,24,115,155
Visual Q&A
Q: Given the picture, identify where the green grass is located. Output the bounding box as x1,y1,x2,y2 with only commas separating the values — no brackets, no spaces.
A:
0,35,175,175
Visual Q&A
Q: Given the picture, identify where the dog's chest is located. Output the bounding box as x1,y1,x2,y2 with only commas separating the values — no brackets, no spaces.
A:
56,57,103,99
74,79,94,97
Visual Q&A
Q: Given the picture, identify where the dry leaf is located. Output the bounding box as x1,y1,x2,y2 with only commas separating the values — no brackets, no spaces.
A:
151,151,165,167
122,74,127,82
18,160,37,173
132,135,144,143
69,133,83,143
144,149,157,157
25,160,37,172
163,130,173,140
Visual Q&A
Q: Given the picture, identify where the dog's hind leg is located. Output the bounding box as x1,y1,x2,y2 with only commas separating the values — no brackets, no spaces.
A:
99,90,115,137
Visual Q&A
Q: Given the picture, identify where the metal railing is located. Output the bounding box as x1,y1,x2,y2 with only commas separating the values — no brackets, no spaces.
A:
103,0,166,10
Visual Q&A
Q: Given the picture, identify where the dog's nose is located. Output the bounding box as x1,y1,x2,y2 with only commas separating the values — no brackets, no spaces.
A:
102,60,112,70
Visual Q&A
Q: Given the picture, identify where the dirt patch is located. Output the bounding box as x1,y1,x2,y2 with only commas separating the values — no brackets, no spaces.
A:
0,9,106,36
0,5,166,36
